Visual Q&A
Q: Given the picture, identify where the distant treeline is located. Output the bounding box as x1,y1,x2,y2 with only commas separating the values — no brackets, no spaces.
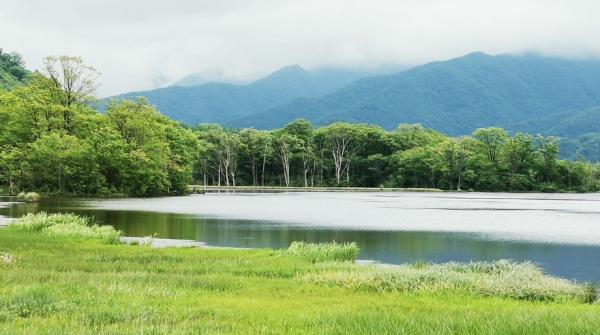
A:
1,55,599,196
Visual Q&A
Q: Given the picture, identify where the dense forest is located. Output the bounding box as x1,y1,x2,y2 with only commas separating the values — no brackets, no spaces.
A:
1,54,599,196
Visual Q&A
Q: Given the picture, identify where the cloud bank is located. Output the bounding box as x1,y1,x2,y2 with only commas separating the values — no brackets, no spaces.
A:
1,0,599,96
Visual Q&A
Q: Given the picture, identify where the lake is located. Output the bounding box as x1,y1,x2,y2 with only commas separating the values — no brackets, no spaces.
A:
1,192,600,282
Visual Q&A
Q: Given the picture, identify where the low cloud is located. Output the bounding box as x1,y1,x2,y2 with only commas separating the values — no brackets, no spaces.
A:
2,0,599,96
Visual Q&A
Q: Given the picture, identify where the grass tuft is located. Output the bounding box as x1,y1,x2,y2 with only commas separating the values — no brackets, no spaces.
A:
9,212,122,243
306,260,583,302
286,241,359,263
582,283,599,304
3,287,57,319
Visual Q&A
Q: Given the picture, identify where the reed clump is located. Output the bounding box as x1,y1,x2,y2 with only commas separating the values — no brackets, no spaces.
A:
286,241,359,263
305,259,584,302
9,212,121,243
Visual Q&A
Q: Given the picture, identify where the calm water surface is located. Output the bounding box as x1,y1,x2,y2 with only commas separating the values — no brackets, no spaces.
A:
1,192,599,281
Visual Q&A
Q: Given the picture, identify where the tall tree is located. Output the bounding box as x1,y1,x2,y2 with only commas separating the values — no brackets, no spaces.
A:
284,119,314,187
42,56,99,131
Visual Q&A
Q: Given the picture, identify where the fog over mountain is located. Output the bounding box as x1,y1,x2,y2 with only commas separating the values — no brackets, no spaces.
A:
2,0,600,96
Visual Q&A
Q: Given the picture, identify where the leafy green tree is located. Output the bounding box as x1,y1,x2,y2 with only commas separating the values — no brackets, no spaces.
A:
106,99,170,195
0,49,28,89
273,131,301,187
29,132,104,194
473,127,508,163
164,122,199,193
42,56,100,132
239,128,271,186
284,119,314,187
316,123,373,185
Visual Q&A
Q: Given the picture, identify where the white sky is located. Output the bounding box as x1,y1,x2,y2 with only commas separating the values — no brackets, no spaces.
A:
1,0,599,97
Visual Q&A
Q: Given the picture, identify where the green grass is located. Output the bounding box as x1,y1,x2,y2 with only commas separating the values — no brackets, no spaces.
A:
8,212,121,243
305,260,582,302
0,221,599,334
286,241,359,263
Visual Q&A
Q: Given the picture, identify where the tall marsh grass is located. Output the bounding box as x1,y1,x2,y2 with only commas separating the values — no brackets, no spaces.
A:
286,241,359,263
9,212,122,243
305,259,585,302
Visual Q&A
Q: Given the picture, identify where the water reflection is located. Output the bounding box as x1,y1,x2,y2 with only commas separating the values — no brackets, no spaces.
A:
1,196,599,282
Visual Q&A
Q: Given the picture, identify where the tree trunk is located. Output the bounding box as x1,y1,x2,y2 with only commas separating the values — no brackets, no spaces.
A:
251,157,257,186
261,146,268,187
217,165,221,187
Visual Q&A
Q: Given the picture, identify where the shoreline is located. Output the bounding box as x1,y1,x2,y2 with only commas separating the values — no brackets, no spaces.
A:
191,185,443,193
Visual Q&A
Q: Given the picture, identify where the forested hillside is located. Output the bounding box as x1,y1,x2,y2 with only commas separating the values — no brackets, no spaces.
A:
232,53,600,135
108,65,388,125
107,52,600,161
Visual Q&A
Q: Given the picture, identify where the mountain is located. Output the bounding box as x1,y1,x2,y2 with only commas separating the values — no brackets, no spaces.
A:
173,70,243,86
107,65,398,125
230,52,600,135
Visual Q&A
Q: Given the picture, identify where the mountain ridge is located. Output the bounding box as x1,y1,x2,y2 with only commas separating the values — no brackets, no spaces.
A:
229,52,600,135
108,64,400,125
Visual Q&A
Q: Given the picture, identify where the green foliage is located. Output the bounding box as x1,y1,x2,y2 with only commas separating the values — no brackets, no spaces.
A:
0,49,28,89
2,52,600,195
13,191,39,203
190,119,600,191
0,229,599,333
9,212,121,243
0,54,199,196
286,241,359,263
23,192,40,203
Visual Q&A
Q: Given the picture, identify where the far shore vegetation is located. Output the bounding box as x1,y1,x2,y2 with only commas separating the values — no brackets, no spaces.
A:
1,52,600,197
0,212,598,334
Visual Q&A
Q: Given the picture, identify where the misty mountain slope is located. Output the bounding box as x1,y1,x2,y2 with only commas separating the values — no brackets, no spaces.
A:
108,65,394,125
231,52,600,134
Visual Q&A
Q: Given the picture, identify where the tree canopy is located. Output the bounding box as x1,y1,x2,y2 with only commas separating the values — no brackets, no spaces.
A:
1,53,599,196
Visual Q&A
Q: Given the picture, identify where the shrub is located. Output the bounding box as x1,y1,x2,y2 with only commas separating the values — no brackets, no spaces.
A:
286,241,359,263
16,192,26,202
9,212,122,243
24,192,41,203
16,192,40,203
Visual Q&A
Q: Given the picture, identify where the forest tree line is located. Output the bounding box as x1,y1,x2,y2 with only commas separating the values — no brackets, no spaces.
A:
1,55,599,196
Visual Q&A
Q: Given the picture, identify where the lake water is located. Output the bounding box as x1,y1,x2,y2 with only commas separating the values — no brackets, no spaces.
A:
1,192,599,282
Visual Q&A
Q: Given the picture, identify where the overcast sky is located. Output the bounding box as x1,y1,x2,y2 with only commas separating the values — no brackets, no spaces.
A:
2,0,599,97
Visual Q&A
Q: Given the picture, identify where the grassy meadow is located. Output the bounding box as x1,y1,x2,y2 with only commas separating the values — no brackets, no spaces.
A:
0,213,598,334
